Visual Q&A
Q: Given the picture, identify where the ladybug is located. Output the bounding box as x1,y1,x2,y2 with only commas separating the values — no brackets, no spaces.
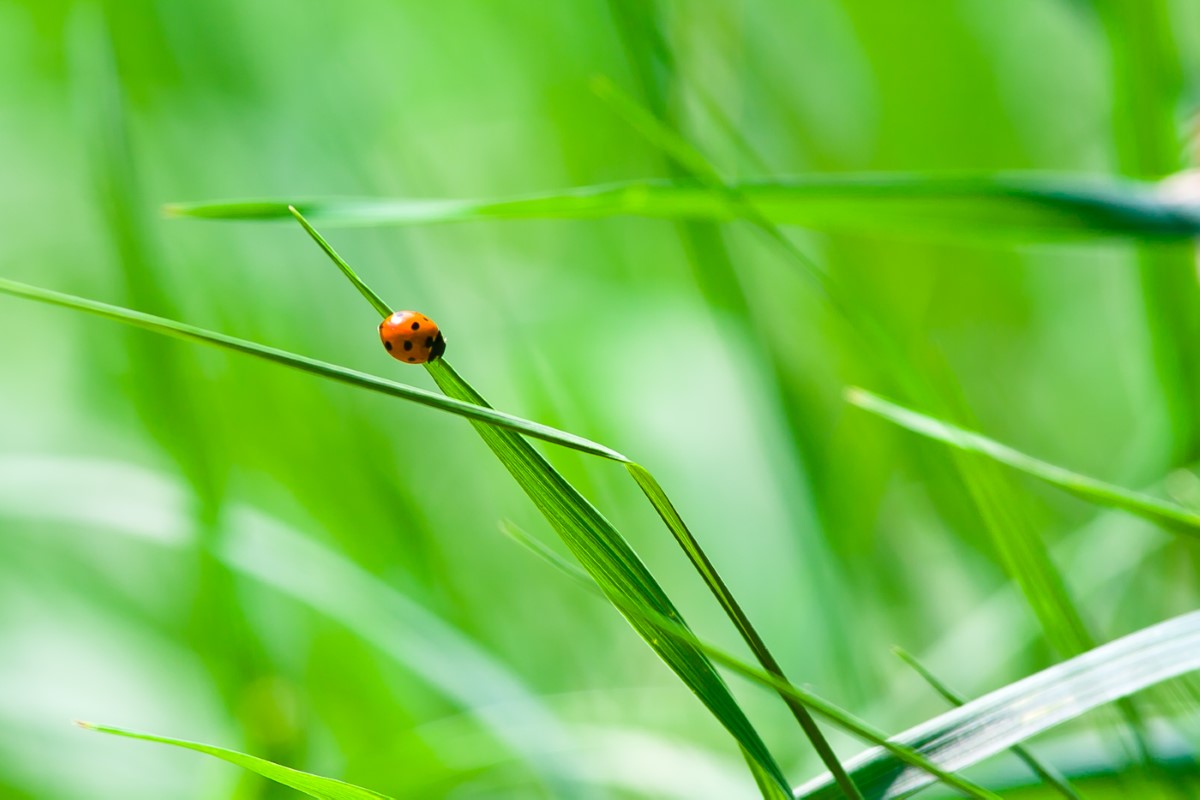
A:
379,310,446,363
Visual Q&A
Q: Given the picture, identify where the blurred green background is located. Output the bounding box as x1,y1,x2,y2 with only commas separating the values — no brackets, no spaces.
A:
2,1,1200,797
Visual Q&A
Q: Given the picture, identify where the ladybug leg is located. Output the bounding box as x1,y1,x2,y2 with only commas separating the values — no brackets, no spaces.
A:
430,332,447,361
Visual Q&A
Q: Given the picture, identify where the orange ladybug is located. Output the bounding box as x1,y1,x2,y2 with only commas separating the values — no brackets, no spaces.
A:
379,310,446,363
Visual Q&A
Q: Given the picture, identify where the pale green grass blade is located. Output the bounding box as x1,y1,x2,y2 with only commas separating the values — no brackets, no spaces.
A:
425,359,792,798
287,205,392,318
892,648,1084,800
78,723,392,800
847,388,1200,534
850,388,1157,763
0,278,625,462
166,174,1200,241
0,454,589,794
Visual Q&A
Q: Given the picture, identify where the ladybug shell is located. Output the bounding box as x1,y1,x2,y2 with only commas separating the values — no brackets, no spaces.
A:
379,310,446,364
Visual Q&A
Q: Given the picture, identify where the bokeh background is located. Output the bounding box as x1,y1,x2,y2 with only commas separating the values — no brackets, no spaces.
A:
2,1,1200,797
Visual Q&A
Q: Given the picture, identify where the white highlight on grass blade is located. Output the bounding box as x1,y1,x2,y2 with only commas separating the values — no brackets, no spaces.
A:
795,611,1200,798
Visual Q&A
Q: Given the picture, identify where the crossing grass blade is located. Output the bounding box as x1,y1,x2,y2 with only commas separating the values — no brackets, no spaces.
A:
795,611,1200,799
514,533,1200,800
165,173,1200,241
77,723,392,800
0,278,626,462
626,463,862,799
282,206,796,794
847,387,1200,534
424,359,792,799
891,647,1084,800
0,276,792,795
498,521,999,800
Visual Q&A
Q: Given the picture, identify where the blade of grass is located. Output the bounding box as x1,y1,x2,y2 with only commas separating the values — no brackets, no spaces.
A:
626,463,863,799
68,14,281,790
166,173,1200,241
77,723,392,800
1097,0,1200,466
499,520,999,800
424,358,791,798
892,647,1084,800
0,278,626,462
0,453,597,794
594,78,1157,778
504,519,1200,797
284,210,794,795
287,205,392,318
846,387,1200,534
0,273,793,794
588,70,861,797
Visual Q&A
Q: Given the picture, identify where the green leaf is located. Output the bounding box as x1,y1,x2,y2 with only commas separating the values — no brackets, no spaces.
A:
892,647,1083,800
425,360,793,799
0,277,626,463
499,521,999,800
626,464,863,799
846,387,1200,534
503,529,1200,799
283,209,795,796
0,279,790,794
78,723,392,800
166,173,1200,241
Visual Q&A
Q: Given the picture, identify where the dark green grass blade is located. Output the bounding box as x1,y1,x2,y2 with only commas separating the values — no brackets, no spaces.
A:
892,648,1084,800
0,278,626,462
425,360,792,799
847,388,1200,534
499,521,998,800
166,173,1200,241
505,524,1200,797
286,202,791,795
626,463,860,798
78,723,392,800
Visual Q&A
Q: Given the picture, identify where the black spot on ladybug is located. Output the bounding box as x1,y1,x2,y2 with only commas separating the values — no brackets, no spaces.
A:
407,357,416,362
411,322,420,330
425,336,434,347
403,340,413,351
384,341,393,351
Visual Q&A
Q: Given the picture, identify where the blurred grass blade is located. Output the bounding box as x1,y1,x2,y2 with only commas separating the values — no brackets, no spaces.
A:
499,522,998,799
0,278,626,462
505,525,1200,798
892,647,1083,800
425,359,792,798
847,387,1200,534
797,611,1200,798
0,453,589,793
167,173,1200,241
78,723,391,800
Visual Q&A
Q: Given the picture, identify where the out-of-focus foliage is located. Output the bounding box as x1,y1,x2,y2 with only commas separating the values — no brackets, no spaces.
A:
2,1,1199,798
